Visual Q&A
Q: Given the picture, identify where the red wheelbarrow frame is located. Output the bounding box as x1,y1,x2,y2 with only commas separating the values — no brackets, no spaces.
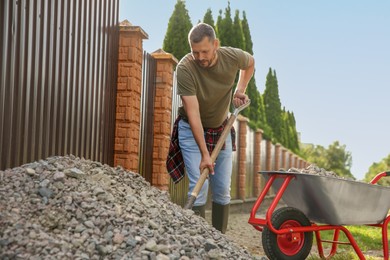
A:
248,172,390,260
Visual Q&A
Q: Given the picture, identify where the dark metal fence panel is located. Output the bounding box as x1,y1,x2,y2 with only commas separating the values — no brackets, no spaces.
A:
168,72,189,206
139,51,156,183
231,120,239,199
0,0,119,170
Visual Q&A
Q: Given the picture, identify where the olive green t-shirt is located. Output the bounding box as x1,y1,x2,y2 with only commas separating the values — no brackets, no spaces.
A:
177,47,251,128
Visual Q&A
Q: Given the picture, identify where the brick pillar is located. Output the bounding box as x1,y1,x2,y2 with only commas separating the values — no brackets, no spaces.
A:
281,148,287,170
265,140,272,171
237,115,248,200
151,49,178,190
114,21,148,171
294,155,299,168
274,143,281,170
254,129,263,196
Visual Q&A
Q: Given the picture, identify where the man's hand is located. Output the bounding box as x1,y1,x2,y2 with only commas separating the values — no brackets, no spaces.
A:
200,154,215,175
233,90,249,108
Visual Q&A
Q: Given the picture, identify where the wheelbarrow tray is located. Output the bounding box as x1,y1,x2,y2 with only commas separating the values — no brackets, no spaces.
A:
261,171,390,225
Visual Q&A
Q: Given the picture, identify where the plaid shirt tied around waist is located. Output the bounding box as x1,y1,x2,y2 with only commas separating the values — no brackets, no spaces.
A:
166,116,236,184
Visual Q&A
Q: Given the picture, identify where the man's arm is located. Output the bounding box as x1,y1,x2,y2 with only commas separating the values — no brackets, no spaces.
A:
233,55,255,108
181,95,214,174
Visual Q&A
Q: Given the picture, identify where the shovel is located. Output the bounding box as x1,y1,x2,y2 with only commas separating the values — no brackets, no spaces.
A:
183,100,251,210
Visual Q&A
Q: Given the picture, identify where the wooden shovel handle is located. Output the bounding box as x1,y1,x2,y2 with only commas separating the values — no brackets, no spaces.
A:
183,100,250,209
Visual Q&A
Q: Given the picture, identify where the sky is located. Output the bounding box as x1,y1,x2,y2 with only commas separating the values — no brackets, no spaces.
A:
119,0,390,180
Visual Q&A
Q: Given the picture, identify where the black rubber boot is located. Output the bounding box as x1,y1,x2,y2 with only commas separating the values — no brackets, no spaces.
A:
192,205,206,218
212,202,230,234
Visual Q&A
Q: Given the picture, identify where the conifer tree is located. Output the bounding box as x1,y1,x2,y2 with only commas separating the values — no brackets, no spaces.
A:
163,0,192,61
263,68,283,143
241,12,253,55
288,111,299,152
216,2,234,47
215,10,223,38
239,10,267,133
203,8,215,29
281,108,289,146
231,10,244,49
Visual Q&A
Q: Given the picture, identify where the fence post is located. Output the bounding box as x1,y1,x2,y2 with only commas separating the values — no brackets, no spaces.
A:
151,49,178,191
265,140,273,171
254,129,263,196
274,143,281,170
288,152,293,169
237,115,249,200
281,147,287,170
114,20,148,172
294,155,299,168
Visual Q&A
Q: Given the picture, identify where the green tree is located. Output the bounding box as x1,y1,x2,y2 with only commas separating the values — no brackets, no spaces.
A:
238,10,269,136
301,143,328,168
163,0,192,61
263,68,283,143
282,110,299,152
216,2,234,47
325,141,353,178
280,108,289,147
203,8,215,29
241,11,253,55
231,10,244,49
301,141,354,179
364,154,390,185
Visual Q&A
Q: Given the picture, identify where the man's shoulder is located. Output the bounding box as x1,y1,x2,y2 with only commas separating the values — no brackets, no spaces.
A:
177,53,194,68
219,46,245,54
218,47,251,69
218,47,248,59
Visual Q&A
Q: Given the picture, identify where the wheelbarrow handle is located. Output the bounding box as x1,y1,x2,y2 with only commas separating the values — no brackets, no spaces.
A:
370,170,390,184
233,99,251,116
183,100,251,210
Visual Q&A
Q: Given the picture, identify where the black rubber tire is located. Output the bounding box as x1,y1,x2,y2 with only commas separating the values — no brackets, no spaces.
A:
262,207,313,260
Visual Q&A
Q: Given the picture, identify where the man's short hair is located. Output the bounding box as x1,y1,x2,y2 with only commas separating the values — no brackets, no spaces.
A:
188,23,216,44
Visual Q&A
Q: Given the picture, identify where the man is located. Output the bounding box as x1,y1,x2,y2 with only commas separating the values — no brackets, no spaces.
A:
167,23,255,233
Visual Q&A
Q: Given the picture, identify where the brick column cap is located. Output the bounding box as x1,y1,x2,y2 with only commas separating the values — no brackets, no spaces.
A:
119,20,149,39
151,49,178,64
237,114,249,122
256,129,264,134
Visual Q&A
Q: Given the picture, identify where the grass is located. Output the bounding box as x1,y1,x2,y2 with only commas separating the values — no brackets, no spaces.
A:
307,225,387,260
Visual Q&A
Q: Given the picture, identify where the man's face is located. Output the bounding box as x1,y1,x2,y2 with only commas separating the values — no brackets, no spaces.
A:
190,37,218,68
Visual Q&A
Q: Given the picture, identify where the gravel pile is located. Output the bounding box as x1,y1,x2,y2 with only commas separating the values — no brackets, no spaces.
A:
288,164,353,180
0,155,257,260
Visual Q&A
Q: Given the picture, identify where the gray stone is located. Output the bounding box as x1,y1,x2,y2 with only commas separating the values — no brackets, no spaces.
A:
53,171,65,181
25,168,36,176
38,187,53,198
64,168,85,179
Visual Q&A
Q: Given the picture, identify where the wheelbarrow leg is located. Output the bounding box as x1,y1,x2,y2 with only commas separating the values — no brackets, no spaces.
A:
315,228,340,259
248,174,293,231
382,215,390,260
339,226,366,260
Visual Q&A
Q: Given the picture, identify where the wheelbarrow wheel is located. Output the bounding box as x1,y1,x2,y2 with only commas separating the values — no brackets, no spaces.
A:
262,207,313,260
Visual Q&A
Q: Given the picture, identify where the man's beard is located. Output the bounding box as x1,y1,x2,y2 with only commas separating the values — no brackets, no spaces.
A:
196,51,216,68
197,59,212,68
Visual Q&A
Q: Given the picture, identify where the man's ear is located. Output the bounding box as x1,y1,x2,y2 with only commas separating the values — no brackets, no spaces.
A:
214,39,220,49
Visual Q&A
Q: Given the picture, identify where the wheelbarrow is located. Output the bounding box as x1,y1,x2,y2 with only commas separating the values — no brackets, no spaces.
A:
248,170,390,260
